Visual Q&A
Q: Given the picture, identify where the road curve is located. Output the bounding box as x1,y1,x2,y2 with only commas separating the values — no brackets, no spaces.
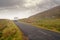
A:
14,20,60,40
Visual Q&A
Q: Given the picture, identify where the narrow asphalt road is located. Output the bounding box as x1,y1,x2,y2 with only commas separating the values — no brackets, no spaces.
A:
14,20,60,40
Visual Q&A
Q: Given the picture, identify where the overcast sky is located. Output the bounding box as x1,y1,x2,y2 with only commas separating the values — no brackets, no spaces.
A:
0,0,60,19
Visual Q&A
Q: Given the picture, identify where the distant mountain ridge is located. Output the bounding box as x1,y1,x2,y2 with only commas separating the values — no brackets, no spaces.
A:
28,6,60,20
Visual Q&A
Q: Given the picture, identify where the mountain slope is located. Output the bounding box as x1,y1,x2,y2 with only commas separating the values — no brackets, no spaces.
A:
29,6,60,20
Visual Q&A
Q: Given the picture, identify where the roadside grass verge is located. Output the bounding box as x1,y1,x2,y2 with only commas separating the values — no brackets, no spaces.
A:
0,19,24,40
31,19,60,32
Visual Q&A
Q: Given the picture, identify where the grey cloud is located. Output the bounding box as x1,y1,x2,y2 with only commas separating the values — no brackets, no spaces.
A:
0,0,60,11
52,0,60,5
0,0,59,9
23,0,60,10
0,0,24,7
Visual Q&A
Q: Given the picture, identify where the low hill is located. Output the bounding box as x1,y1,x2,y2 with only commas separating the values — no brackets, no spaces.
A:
29,6,60,20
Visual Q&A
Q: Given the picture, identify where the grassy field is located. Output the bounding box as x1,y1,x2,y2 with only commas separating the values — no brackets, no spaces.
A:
19,19,60,33
0,19,24,40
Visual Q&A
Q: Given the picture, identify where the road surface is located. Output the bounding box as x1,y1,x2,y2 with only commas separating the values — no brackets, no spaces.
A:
14,20,60,40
